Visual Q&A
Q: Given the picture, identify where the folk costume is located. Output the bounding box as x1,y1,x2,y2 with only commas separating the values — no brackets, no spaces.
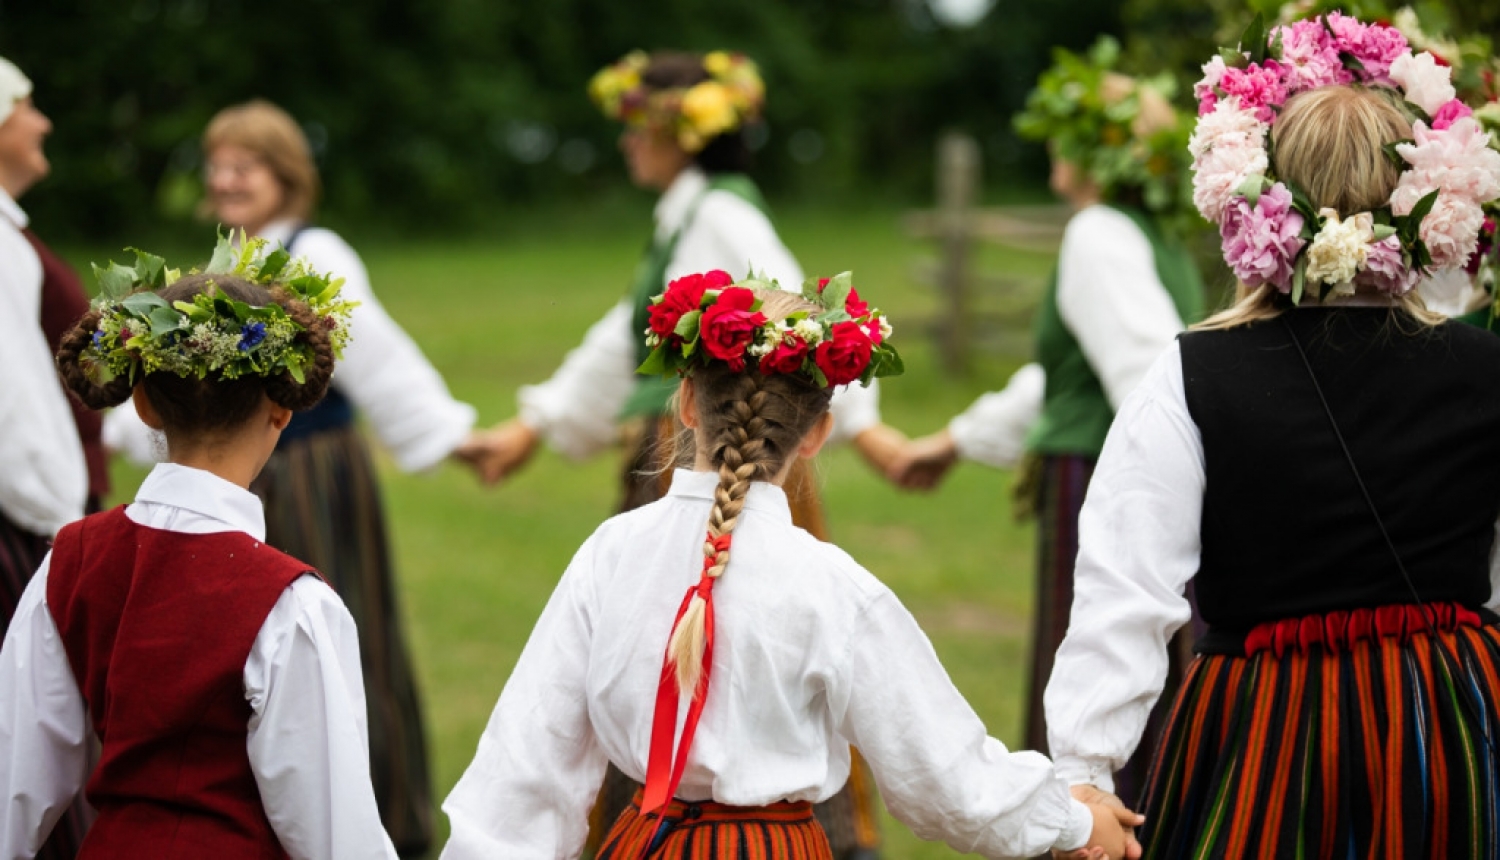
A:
944,40,1204,806
0,464,401,859
1047,15,1500,857
519,51,882,856
104,221,474,855
443,276,1097,860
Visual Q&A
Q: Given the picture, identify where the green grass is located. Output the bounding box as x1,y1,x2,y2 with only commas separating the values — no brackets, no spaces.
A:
91,202,1055,859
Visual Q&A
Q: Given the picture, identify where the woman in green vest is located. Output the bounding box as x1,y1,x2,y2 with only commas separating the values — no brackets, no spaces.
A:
888,38,1204,809
466,50,896,860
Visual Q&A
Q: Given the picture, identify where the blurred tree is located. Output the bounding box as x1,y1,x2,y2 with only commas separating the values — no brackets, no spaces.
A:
4,0,1134,238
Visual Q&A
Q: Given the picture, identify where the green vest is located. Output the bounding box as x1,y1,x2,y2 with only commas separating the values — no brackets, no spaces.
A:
1025,206,1205,457
619,173,769,419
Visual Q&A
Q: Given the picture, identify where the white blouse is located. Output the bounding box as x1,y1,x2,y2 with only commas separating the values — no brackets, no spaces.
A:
947,204,1187,467
0,463,399,860
103,221,476,473
0,191,86,537
1042,341,1500,793
517,167,881,461
441,469,1093,860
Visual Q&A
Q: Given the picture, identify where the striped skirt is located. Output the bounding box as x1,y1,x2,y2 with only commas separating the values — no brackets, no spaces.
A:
589,419,877,859
1,509,89,858
250,425,433,856
1030,454,1194,808
1139,610,1500,859
598,790,833,860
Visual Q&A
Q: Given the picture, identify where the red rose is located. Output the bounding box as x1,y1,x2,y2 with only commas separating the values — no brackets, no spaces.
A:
760,333,808,375
649,274,710,340
699,287,766,371
814,321,874,386
845,286,870,318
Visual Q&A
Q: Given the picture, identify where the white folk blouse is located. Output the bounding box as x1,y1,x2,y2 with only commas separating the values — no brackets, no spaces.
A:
517,167,881,461
1042,341,1500,793
0,463,399,860
0,190,86,537
947,204,1187,467
440,469,1093,860
104,221,476,473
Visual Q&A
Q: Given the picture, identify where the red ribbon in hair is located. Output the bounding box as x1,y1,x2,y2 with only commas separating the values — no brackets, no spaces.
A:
640,532,732,815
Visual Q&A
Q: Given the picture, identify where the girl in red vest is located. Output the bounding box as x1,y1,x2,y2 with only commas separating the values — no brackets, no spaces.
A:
0,238,400,860
441,273,1137,860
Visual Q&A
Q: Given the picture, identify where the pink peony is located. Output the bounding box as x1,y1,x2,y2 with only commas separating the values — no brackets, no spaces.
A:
1190,99,1270,222
1390,51,1456,115
1431,99,1474,130
1194,55,1230,116
1274,19,1351,92
1217,60,1288,124
1219,182,1307,291
1393,117,1500,207
1415,192,1485,270
1337,17,1409,85
1357,236,1420,294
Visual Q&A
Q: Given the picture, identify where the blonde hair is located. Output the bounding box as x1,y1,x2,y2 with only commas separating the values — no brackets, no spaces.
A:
665,289,833,694
1196,85,1442,330
202,99,321,222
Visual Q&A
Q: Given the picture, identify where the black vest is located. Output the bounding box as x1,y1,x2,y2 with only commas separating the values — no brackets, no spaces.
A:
1180,309,1500,636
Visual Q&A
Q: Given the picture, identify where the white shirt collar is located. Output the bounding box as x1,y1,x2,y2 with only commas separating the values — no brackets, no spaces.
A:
257,218,300,247
0,188,28,230
665,468,792,523
654,166,708,244
133,463,268,541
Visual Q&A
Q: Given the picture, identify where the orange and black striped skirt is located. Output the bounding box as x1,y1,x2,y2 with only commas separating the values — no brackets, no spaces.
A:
596,789,834,860
1139,604,1500,859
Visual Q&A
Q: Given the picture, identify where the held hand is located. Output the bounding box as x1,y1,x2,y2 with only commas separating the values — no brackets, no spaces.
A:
850,423,910,482
1070,785,1145,860
452,419,541,486
886,429,959,491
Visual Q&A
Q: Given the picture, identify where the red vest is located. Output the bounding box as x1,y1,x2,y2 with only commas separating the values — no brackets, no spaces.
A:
48,508,314,859
26,228,108,502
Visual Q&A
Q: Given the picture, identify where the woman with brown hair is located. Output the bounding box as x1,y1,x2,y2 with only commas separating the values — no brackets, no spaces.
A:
1045,14,1500,856
105,99,484,857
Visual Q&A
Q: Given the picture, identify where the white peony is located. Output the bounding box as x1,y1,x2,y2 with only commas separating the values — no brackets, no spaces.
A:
1389,51,1456,116
1190,98,1270,222
1305,209,1374,287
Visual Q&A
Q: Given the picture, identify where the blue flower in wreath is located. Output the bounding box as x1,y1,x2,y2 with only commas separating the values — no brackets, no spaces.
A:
238,321,267,351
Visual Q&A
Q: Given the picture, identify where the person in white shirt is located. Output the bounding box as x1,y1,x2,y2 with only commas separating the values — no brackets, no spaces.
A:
886,45,1204,807
102,99,480,856
442,277,1136,860
0,245,398,859
463,50,898,856
0,52,92,860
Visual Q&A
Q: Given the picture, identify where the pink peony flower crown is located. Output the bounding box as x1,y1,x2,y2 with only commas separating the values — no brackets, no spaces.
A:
637,270,903,388
1192,13,1500,302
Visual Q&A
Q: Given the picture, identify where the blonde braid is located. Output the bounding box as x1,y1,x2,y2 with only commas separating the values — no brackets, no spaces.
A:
666,373,783,694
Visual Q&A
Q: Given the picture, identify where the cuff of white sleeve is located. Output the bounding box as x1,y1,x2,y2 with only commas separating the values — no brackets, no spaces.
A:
390,403,478,472
1053,755,1116,795
1054,798,1095,852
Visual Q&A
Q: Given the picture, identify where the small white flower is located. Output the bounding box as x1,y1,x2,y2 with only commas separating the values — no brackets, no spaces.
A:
748,340,774,357
646,332,662,348
793,318,824,344
878,317,893,340
1305,209,1374,288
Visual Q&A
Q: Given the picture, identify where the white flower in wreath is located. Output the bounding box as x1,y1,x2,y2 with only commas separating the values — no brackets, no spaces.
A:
1305,209,1375,292
793,318,824,345
1389,52,1456,116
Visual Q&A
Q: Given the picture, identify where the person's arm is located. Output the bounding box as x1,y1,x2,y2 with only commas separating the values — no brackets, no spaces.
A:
291,230,476,472
1043,343,1202,792
948,363,1046,469
245,576,399,860
514,301,639,462
832,589,1097,858
440,538,608,859
1488,516,1500,614
0,266,86,536
0,558,93,858
1055,207,1186,410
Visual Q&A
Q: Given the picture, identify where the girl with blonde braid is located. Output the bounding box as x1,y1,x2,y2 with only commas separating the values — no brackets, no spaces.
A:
441,273,1136,860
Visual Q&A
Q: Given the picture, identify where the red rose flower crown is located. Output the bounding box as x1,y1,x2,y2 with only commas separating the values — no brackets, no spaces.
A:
637,270,903,388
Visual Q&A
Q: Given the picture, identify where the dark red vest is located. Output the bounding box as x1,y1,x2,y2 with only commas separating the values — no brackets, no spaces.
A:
47,508,313,859
26,228,108,502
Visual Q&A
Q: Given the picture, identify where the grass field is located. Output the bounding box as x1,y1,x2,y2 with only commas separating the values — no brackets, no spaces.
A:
87,201,1059,859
